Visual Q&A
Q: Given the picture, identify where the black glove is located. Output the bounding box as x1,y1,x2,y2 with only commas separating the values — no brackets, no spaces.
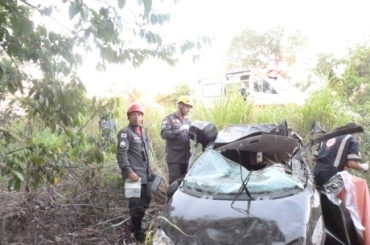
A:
148,173,155,181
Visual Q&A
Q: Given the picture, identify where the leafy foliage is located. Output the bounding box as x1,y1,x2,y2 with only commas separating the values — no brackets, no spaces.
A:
0,0,209,191
314,41,370,118
155,83,193,106
226,26,307,72
335,42,370,105
314,52,342,83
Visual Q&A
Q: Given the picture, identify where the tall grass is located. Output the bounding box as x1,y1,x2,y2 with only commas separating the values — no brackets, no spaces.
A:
189,89,353,136
135,90,366,180
2,90,369,245
292,88,353,137
4,90,367,189
192,93,254,128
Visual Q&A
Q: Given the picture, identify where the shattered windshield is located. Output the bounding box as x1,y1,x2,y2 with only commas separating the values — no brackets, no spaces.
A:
183,150,304,196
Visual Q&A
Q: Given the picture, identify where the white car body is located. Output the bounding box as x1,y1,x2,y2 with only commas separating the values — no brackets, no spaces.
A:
195,70,308,107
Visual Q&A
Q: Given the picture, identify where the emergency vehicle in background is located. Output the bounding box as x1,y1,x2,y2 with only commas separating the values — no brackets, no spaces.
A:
194,69,308,107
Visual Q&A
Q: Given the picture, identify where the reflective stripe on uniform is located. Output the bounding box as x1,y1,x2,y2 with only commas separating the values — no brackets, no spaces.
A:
333,135,351,167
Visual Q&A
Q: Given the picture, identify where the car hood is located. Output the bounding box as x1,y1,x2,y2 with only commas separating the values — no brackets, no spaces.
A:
160,149,323,244
161,183,323,245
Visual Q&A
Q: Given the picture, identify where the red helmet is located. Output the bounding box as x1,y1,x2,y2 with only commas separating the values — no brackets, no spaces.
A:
127,103,144,116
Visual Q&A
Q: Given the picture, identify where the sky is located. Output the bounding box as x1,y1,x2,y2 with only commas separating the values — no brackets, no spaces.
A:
32,0,370,99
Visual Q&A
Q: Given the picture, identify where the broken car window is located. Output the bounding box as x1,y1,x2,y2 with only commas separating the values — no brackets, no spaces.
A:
183,150,304,196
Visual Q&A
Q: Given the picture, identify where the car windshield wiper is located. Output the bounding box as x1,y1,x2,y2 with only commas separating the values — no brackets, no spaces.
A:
233,150,255,201
230,170,254,214
236,149,254,201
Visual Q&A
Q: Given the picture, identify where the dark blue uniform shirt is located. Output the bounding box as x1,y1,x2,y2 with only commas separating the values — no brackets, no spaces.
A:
313,134,361,186
116,124,151,184
160,113,191,164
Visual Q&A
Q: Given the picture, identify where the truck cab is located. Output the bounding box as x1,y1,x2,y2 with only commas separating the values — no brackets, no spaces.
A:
195,69,308,107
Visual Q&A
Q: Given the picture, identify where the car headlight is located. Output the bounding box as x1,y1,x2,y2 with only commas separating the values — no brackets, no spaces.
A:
152,228,175,245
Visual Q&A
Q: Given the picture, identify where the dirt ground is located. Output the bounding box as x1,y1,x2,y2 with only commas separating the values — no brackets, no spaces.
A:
0,178,167,245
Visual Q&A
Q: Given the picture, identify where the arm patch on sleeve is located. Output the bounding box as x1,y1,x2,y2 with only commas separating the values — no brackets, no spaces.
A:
161,119,172,129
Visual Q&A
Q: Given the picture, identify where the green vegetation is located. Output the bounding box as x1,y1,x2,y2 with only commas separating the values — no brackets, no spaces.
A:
226,26,307,73
1,1,370,243
3,88,369,193
2,88,369,244
0,0,210,191
1,1,369,192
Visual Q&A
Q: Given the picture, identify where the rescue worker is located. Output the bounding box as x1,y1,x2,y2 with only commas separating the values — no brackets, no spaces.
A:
116,103,152,243
160,96,193,185
98,112,117,144
99,116,117,136
239,83,247,100
313,123,369,187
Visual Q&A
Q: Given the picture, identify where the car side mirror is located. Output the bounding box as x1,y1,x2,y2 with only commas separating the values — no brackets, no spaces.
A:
166,178,182,200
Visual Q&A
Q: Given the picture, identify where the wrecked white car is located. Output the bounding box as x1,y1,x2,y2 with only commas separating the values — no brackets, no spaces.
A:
153,121,363,245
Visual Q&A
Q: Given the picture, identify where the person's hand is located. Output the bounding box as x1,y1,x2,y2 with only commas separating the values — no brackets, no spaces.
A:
360,163,369,173
148,173,155,181
149,168,154,175
180,124,190,131
128,172,140,181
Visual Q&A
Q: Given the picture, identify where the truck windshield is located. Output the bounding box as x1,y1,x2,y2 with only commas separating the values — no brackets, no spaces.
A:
268,77,299,93
183,150,304,196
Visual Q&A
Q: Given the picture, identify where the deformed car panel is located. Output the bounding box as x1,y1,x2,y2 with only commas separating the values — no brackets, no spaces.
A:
161,183,323,244
155,121,365,245
160,147,324,244
214,123,288,145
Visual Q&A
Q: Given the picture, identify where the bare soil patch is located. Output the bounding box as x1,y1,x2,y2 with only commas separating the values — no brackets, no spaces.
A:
0,177,167,245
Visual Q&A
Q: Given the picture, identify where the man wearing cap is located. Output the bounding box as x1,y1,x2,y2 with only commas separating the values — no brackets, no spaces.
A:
160,96,193,185
116,103,152,243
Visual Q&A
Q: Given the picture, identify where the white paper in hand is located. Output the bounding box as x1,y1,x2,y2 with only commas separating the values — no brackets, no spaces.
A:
180,124,190,131
125,178,141,198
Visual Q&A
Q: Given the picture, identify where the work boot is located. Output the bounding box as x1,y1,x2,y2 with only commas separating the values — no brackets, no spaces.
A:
134,230,146,243
131,213,145,243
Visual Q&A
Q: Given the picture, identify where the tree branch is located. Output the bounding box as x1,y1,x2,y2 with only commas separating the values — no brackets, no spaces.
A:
20,0,74,34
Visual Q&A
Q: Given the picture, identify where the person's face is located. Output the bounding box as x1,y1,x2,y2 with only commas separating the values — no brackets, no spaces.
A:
180,104,192,116
128,111,143,127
